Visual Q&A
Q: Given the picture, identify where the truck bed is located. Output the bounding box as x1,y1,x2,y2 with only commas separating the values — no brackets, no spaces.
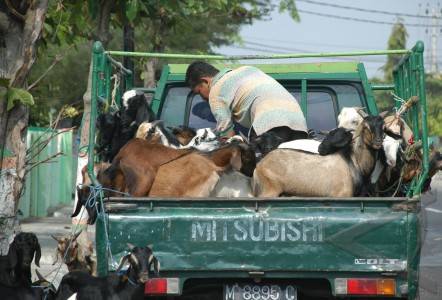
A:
96,197,420,298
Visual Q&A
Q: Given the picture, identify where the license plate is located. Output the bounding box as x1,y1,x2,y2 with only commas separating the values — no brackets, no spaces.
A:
224,284,297,300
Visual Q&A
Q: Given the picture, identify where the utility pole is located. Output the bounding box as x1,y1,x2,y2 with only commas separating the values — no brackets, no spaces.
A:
424,3,441,74
430,7,439,73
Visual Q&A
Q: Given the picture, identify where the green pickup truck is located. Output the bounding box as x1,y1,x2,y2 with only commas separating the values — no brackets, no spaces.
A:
86,41,429,300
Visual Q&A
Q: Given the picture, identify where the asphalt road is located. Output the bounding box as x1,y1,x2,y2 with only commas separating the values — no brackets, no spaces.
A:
419,173,442,300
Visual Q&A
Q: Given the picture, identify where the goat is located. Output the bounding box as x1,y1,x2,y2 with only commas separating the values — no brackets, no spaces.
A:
55,244,159,300
96,111,119,162
52,231,96,276
252,115,385,197
136,121,220,151
423,149,442,192
0,232,41,287
71,162,111,224
318,127,353,156
148,141,255,197
96,90,156,162
169,126,197,145
1,270,56,300
210,170,253,197
337,107,364,130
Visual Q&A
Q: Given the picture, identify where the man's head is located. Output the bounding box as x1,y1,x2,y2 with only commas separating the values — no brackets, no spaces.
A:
185,61,219,100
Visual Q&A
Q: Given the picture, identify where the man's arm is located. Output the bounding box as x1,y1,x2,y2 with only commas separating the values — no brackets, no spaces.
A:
209,97,235,138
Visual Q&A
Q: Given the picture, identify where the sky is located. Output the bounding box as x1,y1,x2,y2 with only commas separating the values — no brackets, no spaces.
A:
215,0,442,78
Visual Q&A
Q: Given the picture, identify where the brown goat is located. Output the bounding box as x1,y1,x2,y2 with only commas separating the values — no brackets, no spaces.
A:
109,139,194,196
100,139,254,198
52,231,96,276
149,143,252,197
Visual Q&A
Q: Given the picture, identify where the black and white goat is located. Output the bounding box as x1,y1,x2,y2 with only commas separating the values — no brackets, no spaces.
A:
96,90,156,162
55,244,159,300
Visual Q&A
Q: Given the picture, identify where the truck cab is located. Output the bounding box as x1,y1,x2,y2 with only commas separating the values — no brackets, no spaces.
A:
86,41,429,300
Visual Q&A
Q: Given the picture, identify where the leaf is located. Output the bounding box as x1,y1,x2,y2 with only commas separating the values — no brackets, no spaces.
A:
0,78,10,88
126,0,139,22
7,88,35,111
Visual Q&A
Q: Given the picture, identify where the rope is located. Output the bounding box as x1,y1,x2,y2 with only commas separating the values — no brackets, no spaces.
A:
76,183,122,269
47,183,129,289
110,74,120,111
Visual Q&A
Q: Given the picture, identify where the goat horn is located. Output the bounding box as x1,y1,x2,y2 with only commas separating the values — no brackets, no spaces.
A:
379,110,389,118
127,243,135,250
72,230,82,241
51,235,62,243
150,120,163,128
35,269,46,281
356,108,368,118
116,255,129,272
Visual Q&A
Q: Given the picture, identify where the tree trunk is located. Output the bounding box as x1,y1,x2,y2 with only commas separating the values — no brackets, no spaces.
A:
144,58,159,88
0,0,49,253
92,0,114,46
72,1,115,270
143,18,167,88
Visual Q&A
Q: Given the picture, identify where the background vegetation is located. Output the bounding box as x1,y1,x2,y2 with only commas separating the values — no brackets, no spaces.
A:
28,2,441,136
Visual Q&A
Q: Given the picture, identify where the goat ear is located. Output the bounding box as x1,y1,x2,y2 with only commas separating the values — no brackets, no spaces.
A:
127,243,135,251
147,244,153,250
356,107,368,118
169,126,182,134
34,239,41,267
71,188,84,218
230,148,243,172
116,255,129,272
8,244,18,269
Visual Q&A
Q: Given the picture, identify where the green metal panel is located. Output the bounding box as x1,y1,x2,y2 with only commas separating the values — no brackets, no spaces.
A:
357,63,378,115
152,65,170,115
106,49,411,60
301,79,307,115
168,62,360,75
97,198,414,298
19,128,74,218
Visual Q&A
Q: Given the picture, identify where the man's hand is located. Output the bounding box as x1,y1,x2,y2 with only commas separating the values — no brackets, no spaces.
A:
218,129,235,142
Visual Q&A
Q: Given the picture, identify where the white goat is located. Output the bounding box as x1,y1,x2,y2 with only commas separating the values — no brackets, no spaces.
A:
211,170,253,197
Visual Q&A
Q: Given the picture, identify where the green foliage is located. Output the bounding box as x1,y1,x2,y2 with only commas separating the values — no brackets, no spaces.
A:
7,88,34,111
30,0,300,126
41,1,91,47
424,76,442,136
29,43,90,126
382,20,408,81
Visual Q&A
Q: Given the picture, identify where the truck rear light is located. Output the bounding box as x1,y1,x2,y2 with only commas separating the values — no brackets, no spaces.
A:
145,278,179,295
335,278,396,296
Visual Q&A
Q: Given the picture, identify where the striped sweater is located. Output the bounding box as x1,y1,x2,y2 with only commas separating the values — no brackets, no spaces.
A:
209,66,307,136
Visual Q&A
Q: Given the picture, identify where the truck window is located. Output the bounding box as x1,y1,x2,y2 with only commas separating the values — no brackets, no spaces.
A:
160,82,364,133
291,91,337,131
189,95,216,129
160,86,188,127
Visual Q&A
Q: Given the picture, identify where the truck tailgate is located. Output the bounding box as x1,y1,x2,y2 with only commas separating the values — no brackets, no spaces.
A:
97,198,416,274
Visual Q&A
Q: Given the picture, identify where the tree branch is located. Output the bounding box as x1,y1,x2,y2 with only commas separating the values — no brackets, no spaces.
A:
25,151,64,175
27,47,70,91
